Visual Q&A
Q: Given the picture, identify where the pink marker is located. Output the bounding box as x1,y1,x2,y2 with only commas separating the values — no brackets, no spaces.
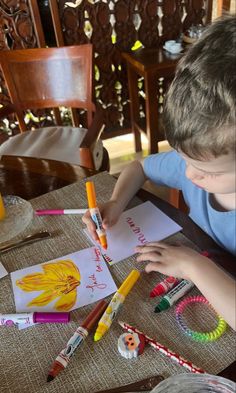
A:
150,276,179,297
0,312,70,326
35,209,87,216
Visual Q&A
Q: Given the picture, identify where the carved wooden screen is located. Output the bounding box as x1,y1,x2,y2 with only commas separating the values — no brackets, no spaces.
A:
50,0,213,138
1,0,213,137
0,0,46,133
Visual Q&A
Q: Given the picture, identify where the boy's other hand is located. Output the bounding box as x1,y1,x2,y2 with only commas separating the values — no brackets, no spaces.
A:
82,200,122,243
135,242,205,279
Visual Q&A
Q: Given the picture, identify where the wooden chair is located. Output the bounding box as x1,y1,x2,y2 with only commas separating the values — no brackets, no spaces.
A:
169,188,189,214
0,44,109,171
217,0,231,16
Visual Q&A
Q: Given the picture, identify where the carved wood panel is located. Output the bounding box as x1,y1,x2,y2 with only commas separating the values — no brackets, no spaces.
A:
0,0,41,132
0,0,212,136
54,0,212,137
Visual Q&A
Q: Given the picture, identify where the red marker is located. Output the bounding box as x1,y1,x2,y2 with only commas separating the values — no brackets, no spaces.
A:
47,300,107,382
150,252,211,298
150,276,179,297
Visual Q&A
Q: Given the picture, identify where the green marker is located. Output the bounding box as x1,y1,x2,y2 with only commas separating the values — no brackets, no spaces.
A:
155,280,194,312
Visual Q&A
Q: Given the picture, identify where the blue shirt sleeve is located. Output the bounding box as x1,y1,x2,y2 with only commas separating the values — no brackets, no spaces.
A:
143,150,186,190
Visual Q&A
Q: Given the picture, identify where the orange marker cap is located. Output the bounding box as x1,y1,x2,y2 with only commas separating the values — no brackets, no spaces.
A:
86,181,97,209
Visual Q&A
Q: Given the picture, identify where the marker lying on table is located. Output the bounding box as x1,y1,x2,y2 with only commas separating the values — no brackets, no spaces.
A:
35,209,87,216
154,252,211,309
47,300,107,382
0,312,70,326
86,181,108,249
150,276,179,297
94,269,140,342
155,279,194,312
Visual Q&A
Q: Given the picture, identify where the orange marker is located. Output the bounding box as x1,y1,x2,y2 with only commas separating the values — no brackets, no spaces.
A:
86,181,108,249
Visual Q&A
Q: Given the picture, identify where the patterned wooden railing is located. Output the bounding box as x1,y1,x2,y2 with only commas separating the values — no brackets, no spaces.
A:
0,0,212,137
0,1,37,106
0,0,47,133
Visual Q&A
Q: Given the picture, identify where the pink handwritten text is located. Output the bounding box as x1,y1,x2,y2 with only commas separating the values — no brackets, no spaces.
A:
86,273,107,292
126,217,148,245
93,247,103,272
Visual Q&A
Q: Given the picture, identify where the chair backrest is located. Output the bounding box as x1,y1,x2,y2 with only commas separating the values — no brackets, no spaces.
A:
0,44,95,131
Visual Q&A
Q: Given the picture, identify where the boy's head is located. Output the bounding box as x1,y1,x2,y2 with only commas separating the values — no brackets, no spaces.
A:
164,16,236,161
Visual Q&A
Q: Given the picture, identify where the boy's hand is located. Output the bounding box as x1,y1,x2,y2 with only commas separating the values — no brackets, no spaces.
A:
82,200,122,243
135,242,205,279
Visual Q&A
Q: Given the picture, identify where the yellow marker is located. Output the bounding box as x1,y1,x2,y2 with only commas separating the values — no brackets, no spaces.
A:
86,181,108,250
94,270,140,341
0,192,6,220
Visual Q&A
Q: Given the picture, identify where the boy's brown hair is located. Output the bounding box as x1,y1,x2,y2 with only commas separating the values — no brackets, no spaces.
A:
164,16,236,160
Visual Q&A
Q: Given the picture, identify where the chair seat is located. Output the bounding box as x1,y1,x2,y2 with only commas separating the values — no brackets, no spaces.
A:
0,126,104,170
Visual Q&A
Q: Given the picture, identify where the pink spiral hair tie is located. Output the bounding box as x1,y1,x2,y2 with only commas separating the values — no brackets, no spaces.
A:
175,296,227,342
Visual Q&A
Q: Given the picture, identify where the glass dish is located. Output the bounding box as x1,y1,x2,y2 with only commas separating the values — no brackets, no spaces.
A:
151,373,236,393
0,195,33,244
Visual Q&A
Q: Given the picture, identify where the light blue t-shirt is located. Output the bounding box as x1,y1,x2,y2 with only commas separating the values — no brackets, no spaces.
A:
144,150,236,255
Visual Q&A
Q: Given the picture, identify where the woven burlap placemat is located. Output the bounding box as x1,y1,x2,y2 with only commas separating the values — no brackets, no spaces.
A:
0,172,235,393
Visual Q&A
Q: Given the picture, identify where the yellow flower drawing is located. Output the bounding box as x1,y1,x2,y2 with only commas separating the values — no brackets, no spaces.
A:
16,260,81,311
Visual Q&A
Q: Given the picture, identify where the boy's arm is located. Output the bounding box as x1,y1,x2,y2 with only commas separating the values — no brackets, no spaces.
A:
82,160,147,239
188,256,236,330
110,160,147,212
136,243,236,330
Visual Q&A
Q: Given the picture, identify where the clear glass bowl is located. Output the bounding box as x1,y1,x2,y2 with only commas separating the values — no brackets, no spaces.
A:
0,195,33,243
151,373,236,393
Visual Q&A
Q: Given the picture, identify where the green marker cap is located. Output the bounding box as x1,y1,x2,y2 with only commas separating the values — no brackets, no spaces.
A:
154,298,170,313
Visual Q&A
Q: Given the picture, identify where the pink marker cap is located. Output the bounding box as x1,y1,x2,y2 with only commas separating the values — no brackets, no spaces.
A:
33,312,70,324
35,209,64,215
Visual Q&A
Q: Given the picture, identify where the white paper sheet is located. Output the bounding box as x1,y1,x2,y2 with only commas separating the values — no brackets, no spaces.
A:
0,262,8,279
11,246,117,316
85,201,182,265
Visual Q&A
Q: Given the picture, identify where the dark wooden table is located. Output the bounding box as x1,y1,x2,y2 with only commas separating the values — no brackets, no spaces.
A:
122,47,183,154
0,155,97,200
1,154,235,381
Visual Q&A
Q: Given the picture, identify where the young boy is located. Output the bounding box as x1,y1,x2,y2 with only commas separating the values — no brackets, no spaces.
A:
83,16,236,329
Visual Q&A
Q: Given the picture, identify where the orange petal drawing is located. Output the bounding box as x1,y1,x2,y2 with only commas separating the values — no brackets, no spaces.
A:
54,290,77,311
16,259,81,311
27,289,58,307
